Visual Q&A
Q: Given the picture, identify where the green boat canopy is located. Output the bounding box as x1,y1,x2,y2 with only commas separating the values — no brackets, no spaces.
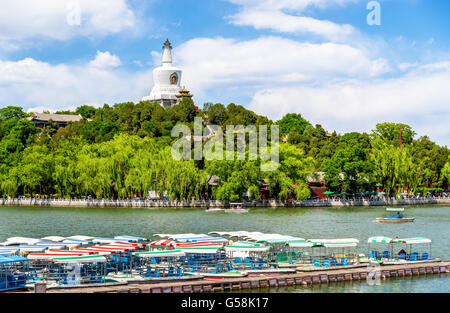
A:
324,191,334,195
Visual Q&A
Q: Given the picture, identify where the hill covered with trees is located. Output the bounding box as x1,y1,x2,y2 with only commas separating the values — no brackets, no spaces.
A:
0,99,449,201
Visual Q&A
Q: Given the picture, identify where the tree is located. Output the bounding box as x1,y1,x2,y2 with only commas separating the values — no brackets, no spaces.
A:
0,106,27,120
371,122,416,147
442,157,450,183
173,98,197,123
203,103,228,125
371,139,422,197
276,113,311,135
76,105,98,119
322,144,375,193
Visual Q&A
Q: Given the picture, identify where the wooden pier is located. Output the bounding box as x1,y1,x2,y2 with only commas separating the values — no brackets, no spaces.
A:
32,261,448,293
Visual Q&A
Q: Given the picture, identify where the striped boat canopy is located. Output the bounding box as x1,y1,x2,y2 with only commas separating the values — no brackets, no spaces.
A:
52,255,107,263
113,235,147,242
288,242,318,248
0,250,18,256
149,240,176,247
66,236,95,241
134,250,185,258
27,253,86,260
386,208,405,212
393,238,432,244
63,239,93,245
367,236,393,243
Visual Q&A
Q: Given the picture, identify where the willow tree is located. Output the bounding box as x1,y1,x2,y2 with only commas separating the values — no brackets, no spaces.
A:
371,139,422,197
442,157,450,184
264,143,315,200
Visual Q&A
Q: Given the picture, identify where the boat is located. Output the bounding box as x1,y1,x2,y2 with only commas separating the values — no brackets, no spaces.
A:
375,208,415,223
201,271,248,279
367,236,440,265
224,203,248,213
205,207,225,213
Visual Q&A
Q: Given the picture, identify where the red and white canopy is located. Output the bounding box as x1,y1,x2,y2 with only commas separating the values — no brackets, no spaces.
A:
150,240,176,247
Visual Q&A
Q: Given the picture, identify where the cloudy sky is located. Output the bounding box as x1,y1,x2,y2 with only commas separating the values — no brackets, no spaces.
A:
1,0,449,146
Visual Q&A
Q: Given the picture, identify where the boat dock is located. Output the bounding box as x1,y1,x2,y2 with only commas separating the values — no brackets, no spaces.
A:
35,261,448,293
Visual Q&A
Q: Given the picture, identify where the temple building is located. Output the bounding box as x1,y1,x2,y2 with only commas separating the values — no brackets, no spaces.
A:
142,39,193,108
28,113,83,129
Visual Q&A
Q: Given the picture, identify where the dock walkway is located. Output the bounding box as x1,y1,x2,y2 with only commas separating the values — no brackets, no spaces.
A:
37,261,449,293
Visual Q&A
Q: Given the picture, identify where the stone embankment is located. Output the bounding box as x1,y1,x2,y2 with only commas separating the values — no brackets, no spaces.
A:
1,197,450,208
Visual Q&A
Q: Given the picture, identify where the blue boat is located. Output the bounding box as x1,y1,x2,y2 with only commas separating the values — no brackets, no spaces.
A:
0,256,28,292
375,208,415,223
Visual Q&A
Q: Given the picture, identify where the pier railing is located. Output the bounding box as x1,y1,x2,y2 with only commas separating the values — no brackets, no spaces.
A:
1,196,450,208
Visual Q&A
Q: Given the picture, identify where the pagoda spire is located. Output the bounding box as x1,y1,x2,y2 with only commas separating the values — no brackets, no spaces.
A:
162,38,173,66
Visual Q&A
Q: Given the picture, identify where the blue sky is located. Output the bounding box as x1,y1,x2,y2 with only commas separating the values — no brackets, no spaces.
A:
0,0,449,146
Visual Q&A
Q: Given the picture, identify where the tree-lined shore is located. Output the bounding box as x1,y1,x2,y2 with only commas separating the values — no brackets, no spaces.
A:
0,100,449,201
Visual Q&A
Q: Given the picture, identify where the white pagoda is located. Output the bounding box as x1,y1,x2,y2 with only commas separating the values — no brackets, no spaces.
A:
142,38,184,108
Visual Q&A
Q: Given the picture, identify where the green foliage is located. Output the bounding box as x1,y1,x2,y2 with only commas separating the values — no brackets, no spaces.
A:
370,139,422,197
0,102,448,201
371,122,416,147
276,113,311,135
442,157,450,183
76,105,98,119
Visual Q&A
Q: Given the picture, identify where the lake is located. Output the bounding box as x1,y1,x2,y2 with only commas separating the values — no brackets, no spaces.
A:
0,204,448,292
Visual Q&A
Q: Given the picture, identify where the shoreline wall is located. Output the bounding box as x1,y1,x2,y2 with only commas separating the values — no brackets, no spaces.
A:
1,197,450,208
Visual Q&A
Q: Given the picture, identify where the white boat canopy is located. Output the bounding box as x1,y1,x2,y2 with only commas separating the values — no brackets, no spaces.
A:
224,245,270,252
307,238,360,244
17,245,48,252
386,208,405,212
368,236,393,243
323,242,358,248
66,236,95,241
2,237,41,246
393,238,432,245
52,255,107,264
177,247,221,254
288,242,317,248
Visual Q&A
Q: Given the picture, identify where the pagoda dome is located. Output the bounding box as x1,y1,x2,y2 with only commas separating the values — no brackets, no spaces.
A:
142,39,183,107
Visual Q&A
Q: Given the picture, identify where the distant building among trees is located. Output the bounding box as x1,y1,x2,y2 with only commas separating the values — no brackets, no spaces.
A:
27,113,83,128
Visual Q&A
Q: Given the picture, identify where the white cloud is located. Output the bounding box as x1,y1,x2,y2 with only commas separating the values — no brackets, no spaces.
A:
175,36,391,96
227,0,360,41
229,9,355,41
0,0,135,49
0,55,152,112
88,51,121,69
227,0,360,12
247,62,450,146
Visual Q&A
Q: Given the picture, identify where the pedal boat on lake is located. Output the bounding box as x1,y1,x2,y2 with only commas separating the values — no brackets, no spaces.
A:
205,207,225,213
367,236,440,265
224,203,248,214
375,208,414,223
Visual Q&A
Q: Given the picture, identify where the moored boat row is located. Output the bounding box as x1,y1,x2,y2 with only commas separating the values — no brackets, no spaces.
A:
0,231,441,292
